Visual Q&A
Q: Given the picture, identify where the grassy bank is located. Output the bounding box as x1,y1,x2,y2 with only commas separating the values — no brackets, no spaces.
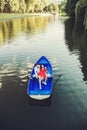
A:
0,13,52,21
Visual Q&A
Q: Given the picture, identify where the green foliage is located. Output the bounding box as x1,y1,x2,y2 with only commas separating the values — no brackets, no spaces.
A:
65,0,79,17
75,0,87,29
0,0,5,12
79,0,87,7
53,5,59,13
75,0,87,14
19,0,26,13
0,0,62,13
59,0,67,13
34,4,42,12
84,9,87,29
48,4,54,12
9,0,19,13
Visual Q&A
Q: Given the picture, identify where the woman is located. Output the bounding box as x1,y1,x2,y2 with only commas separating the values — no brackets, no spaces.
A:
38,64,47,89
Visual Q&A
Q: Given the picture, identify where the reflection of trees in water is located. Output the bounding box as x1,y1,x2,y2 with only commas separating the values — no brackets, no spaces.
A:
0,16,52,46
64,18,75,52
79,31,87,81
64,18,87,82
0,59,33,89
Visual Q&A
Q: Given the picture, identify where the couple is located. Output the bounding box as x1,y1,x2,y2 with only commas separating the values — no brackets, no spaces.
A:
33,64,48,89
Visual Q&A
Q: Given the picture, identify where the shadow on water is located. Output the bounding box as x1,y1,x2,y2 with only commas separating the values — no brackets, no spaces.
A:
64,17,87,83
28,95,52,106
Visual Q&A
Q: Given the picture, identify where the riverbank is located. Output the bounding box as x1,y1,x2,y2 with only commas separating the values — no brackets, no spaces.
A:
0,13,52,21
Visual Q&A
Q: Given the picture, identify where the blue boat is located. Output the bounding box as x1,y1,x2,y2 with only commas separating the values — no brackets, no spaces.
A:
27,56,53,100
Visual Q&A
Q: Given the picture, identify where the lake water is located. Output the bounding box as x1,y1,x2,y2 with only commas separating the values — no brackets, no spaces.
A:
0,15,87,130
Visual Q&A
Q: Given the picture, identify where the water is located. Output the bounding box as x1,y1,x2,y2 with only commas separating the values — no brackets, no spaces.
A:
0,16,87,130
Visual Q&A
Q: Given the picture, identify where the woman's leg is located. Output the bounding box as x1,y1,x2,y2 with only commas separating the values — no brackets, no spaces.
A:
39,76,42,89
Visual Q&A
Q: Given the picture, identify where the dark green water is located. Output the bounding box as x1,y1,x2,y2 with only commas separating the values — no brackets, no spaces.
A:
0,16,87,130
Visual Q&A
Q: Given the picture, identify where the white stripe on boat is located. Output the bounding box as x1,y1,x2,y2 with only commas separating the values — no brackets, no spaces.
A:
29,95,50,100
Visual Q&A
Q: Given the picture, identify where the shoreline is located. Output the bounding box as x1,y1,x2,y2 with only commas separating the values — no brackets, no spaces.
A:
0,13,52,21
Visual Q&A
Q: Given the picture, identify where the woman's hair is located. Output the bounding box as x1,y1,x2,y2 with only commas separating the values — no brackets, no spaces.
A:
34,64,37,67
40,64,45,69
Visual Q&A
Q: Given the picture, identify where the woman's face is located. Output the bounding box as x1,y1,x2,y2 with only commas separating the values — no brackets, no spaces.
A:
41,65,44,69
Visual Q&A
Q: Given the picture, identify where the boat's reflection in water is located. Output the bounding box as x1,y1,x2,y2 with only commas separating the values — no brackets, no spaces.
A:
28,95,52,106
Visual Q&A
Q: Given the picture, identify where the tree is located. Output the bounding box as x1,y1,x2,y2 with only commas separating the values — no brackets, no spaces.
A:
48,4,54,13
0,0,5,13
53,5,59,13
19,0,26,13
65,0,79,17
0,0,57,13
34,4,41,12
